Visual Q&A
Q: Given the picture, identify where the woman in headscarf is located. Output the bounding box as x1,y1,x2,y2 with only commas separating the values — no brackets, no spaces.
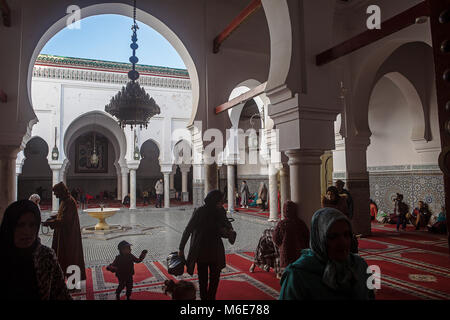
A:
273,201,309,277
279,208,375,300
321,186,349,218
178,190,235,300
0,200,72,300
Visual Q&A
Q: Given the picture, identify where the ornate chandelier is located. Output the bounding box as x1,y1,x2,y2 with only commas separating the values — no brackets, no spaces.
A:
90,132,99,166
105,0,160,129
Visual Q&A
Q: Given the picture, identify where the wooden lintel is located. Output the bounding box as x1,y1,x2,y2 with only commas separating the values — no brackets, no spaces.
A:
316,1,429,66
213,0,262,54
0,0,11,27
215,82,266,115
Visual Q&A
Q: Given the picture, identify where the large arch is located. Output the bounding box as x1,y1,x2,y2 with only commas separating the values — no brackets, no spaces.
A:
383,72,428,143
349,32,432,136
63,111,127,171
27,2,199,130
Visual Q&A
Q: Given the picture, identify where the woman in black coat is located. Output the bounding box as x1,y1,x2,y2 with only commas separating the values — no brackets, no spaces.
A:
178,190,234,300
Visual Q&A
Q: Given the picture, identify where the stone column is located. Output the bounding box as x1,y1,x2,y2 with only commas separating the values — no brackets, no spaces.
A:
268,164,279,222
227,164,236,213
285,149,323,227
180,165,190,202
163,172,170,208
344,137,372,236
121,169,129,201
204,162,218,196
116,172,122,201
129,169,137,210
279,164,290,219
50,166,61,213
0,146,19,221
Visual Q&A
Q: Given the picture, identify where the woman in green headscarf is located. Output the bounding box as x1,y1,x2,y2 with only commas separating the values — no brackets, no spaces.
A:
279,207,375,300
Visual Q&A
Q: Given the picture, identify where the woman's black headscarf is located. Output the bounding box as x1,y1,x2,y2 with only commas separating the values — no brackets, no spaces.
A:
204,190,223,207
0,200,42,300
0,200,41,251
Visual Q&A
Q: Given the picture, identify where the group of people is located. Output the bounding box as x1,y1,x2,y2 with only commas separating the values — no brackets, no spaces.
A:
225,180,268,211
3,176,446,301
390,193,447,233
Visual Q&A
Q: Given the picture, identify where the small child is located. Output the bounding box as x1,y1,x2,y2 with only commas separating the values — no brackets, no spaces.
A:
163,280,196,300
106,240,147,300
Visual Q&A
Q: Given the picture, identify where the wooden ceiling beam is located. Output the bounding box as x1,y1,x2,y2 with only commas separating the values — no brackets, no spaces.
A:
213,0,262,54
215,82,266,114
316,1,430,66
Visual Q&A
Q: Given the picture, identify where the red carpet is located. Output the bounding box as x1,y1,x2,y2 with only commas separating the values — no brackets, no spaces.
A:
71,222,449,300
72,252,280,300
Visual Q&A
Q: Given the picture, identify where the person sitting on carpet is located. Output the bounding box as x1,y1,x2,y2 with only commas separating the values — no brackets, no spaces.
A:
163,279,196,300
273,201,309,279
369,199,378,221
122,193,130,206
106,240,147,300
279,207,375,300
410,201,431,230
427,206,447,234
0,200,72,300
321,186,349,218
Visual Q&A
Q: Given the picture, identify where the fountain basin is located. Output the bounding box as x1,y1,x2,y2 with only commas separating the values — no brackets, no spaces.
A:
84,208,120,230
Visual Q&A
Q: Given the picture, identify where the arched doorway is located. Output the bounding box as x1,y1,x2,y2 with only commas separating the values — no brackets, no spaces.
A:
137,139,162,202
65,131,117,201
18,137,52,204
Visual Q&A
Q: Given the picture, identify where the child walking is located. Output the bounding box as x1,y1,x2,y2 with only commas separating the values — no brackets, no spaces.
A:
106,240,147,300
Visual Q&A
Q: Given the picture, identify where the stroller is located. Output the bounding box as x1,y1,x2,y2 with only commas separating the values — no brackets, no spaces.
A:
249,228,281,276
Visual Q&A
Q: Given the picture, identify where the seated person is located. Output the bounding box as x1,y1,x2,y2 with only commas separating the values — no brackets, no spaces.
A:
410,201,431,230
248,192,259,207
122,194,130,205
427,206,447,234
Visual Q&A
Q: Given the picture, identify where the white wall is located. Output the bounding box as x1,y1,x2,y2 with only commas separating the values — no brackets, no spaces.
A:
367,77,440,167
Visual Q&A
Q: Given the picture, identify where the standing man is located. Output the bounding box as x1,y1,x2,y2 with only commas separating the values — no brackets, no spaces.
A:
42,182,86,283
240,181,250,209
393,193,409,231
335,180,354,219
155,178,164,208
258,182,268,211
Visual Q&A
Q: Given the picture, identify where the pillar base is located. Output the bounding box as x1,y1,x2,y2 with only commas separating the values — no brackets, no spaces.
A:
182,192,189,202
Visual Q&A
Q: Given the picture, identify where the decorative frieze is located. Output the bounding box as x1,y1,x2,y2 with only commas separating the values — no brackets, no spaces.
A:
33,66,192,90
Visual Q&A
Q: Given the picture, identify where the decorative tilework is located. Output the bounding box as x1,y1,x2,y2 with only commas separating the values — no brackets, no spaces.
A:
369,170,444,214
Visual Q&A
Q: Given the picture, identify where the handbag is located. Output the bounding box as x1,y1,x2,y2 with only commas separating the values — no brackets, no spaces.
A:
256,199,262,205
166,252,186,276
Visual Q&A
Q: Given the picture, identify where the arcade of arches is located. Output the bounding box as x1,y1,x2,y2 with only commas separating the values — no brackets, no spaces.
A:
0,0,449,300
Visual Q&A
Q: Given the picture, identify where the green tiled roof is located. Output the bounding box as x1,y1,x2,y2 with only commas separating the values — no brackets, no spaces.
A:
35,54,189,78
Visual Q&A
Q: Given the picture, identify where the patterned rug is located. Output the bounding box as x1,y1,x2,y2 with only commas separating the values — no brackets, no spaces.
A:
71,222,449,300
71,252,280,300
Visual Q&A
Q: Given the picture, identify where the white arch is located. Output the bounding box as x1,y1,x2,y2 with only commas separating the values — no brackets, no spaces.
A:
261,0,292,92
227,79,266,129
27,3,199,130
383,72,427,142
63,111,127,167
